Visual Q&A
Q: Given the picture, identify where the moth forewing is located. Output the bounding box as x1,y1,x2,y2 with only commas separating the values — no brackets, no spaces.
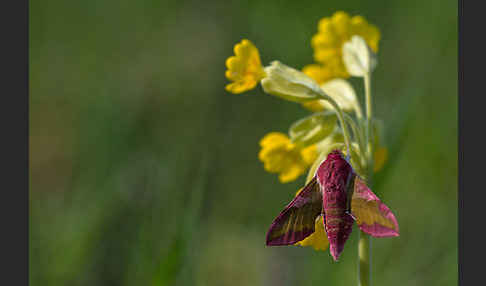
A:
266,177,323,246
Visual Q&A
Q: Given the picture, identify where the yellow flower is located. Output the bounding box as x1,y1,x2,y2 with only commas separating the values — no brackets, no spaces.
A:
225,39,266,94
258,132,317,183
303,11,380,84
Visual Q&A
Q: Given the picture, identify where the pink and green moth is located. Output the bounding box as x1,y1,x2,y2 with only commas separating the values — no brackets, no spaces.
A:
266,150,399,261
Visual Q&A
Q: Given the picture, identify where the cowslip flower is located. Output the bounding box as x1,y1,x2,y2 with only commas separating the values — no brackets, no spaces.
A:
305,11,380,83
258,132,318,183
224,13,398,282
225,39,266,94
266,150,399,261
301,12,379,113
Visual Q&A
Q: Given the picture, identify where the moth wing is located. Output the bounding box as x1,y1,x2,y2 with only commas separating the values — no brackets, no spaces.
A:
295,214,330,251
266,177,323,246
351,177,399,237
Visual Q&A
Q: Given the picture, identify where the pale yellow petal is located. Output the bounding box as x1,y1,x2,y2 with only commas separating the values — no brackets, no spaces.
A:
296,216,330,251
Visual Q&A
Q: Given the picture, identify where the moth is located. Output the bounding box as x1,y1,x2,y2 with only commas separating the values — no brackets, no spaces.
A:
266,150,399,261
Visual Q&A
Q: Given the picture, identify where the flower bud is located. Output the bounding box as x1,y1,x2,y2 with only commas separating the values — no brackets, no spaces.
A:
342,35,377,77
261,61,322,102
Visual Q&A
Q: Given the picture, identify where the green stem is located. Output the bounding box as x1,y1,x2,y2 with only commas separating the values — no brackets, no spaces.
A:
364,73,373,167
354,102,364,120
317,94,353,159
359,72,373,286
343,113,366,163
358,231,371,286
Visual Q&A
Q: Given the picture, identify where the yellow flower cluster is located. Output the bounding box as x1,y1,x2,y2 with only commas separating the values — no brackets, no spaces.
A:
224,12,386,183
225,39,265,94
258,132,317,183
305,11,380,84
302,11,380,112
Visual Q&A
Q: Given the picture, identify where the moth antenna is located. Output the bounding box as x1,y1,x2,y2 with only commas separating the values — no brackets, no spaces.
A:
344,141,351,163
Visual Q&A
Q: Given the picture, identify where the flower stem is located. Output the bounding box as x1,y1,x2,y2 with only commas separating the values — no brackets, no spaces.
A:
359,72,373,286
317,94,353,159
358,231,371,286
343,113,366,164
364,73,373,167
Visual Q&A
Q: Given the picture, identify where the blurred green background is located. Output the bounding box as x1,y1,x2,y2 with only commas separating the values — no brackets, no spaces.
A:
29,0,457,285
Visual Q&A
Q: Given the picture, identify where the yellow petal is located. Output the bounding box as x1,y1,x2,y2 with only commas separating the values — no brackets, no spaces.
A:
314,48,338,63
300,144,318,165
296,215,330,251
331,11,351,40
258,132,318,183
225,81,258,94
224,39,265,94
302,64,334,85
278,164,303,183
259,132,290,148
262,150,287,173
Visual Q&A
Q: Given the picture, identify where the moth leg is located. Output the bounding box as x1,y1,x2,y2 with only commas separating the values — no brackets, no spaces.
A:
346,211,357,221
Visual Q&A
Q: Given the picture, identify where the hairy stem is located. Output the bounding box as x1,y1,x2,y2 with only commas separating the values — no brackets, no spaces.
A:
358,231,371,286
364,73,373,167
